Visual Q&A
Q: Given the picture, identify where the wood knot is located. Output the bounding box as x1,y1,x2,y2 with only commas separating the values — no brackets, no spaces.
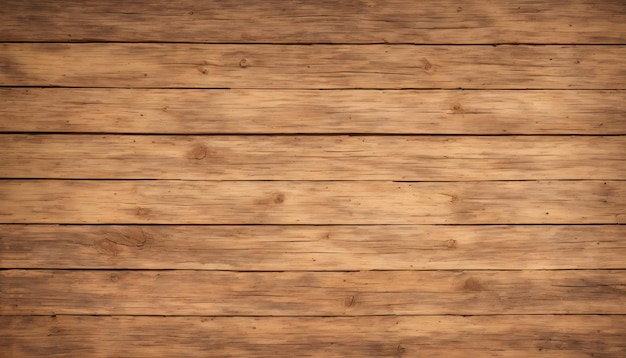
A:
103,227,149,249
136,207,151,216
110,273,120,282
198,60,210,75
94,238,119,256
421,58,432,72
239,58,249,68
396,344,406,355
463,277,483,291
446,239,457,249
344,295,357,308
273,193,285,204
457,6,462,12
190,145,208,160
452,103,463,112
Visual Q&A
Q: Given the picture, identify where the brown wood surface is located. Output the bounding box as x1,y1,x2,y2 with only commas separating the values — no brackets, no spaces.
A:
2,1,625,355
2,89,624,134
3,269,625,315
2,44,625,89
2,225,624,270
3,315,624,357
0,180,623,224
1,0,625,44
2,135,624,180
0,225,626,271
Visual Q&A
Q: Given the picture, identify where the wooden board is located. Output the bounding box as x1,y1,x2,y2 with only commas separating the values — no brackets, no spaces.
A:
1,0,625,44
0,180,623,224
3,269,625,315
2,135,624,180
2,89,625,134
2,315,625,357
2,225,624,270
2,44,625,89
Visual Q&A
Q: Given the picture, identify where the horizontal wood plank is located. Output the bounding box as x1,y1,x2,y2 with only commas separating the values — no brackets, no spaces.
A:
2,315,625,357
2,135,624,180
2,225,624,270
2,44,625,89
2,89,625,134
1,0,625,44
3,270,626,315
0,180,623,224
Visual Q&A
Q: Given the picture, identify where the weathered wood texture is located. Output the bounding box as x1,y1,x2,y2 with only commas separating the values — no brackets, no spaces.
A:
3,269,625,315
3,315,624,357
1,0,625,44
0,180,623,224
2,225,624,270
2,89,624,134
2,135,624,180
2,44,625,89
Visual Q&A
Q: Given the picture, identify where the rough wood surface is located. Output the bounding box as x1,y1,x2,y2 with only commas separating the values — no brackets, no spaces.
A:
2,89,624,134
0,180,623,224
1,0,625,44
2,315,625,357
2,44,624,89
2,135,624,180
2,225,624,270
3,269,625,315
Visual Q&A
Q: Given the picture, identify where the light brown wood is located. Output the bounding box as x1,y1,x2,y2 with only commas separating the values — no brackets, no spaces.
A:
2,225,624,270
3,269,625,315
2,315,625,357
1,0,625,44
2,44,624,89
0,180,623,224
2,135,624,180
2,89,625,134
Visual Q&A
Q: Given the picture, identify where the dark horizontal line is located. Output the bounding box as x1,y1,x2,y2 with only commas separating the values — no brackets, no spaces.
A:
1,313,625,318
3,87,626,91
2,41,626,46
0,223,622,226
0,178,624,182
1,86,625,90
2,132,625,136
2,268,625,272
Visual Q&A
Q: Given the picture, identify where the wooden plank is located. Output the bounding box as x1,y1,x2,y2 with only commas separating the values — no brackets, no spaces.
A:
2,316,624,357
1,0,625,44
2,44,625,89
2,89,625,135
2,135,624,180
2,225,624,270
0,180,623,224
2,269,625,315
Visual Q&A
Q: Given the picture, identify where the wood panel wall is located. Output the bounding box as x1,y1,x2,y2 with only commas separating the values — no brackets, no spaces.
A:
1,1,625,356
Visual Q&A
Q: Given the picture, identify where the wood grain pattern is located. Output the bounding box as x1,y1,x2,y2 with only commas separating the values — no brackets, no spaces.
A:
2,225,624,270
3,89,624,134
3,269,626,315
0,180,623,224
3,315,624,357
2,44,625,89
2,135,624,180
1,0,625,44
